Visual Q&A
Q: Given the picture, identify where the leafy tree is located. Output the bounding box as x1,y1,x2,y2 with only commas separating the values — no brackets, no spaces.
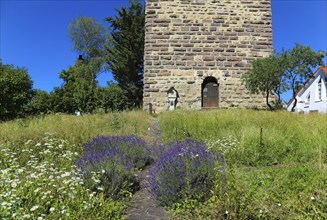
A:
25,90,51,115
57,58,100,113
278,44,326,112
99,81,128,112
105,0,145,108
0,60,33,121
68,17,107,88
68,17,106,60
62,16,110,114
242,56,284,110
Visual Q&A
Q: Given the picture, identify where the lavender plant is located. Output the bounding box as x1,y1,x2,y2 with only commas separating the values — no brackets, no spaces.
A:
77,135,153,200
148,139,224,207
82,135,153,169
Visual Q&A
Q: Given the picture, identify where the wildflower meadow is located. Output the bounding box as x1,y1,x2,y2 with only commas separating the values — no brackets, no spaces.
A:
0,110,326,219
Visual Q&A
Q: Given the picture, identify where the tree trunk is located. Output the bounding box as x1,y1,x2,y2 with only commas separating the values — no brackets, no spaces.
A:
266,91,273,110
291,97,298,112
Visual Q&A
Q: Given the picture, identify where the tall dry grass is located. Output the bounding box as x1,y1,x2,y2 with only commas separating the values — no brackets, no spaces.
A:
0,111,151,150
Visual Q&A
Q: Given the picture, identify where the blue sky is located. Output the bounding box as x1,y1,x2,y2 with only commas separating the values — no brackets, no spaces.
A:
1,0,326,102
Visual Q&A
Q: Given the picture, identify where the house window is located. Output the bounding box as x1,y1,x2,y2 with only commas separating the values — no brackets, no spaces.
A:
318,78,322,100
305,94,310,105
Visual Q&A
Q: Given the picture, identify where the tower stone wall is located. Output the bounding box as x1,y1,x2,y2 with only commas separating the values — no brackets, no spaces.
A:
143,0,273,112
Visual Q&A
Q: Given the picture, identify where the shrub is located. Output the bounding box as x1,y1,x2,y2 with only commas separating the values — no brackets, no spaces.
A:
77,135,153,200
82,135,153,169
148,139,224,207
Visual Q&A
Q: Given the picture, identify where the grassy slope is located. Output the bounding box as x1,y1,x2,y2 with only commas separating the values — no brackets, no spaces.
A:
0,111,151,150
1,109,326,218
159,109,327,219
0,111,151,219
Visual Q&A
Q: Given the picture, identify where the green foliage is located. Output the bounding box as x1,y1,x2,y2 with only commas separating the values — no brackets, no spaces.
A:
105,0,145,108
242,55,284,110
56,58,100,113
278,44,326,111
99,81,128,112
0,60,33,121
24,90,51,115
243,44,326,111
68,16,106,60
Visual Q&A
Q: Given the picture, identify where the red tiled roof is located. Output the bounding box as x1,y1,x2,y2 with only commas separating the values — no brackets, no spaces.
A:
321,66,327,76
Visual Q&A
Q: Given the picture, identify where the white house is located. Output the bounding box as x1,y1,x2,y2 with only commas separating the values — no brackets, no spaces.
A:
287,66,327,113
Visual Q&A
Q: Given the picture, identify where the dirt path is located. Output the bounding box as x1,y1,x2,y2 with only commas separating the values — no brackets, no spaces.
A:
124,118,171,220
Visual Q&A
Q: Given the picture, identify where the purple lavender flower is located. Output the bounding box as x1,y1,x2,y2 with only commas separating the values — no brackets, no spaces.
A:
148,139,224,206
82,135,153,169
76,135,153,200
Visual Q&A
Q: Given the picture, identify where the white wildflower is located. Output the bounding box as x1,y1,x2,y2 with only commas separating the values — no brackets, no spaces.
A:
311,196,315,200
30,205,39,211
61,172,70,178
49,207,55,212
11,182,17,188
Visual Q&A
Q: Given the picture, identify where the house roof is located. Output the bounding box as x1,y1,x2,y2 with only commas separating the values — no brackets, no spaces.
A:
321,66,327,76
287,66,327,106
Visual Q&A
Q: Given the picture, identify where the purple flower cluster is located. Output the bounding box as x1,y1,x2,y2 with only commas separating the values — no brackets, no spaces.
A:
76,147,133,171
81,135,152,169
148,139,224,206
76,135,153,199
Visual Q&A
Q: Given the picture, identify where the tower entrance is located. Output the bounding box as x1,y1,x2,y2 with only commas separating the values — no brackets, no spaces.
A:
202,77,219,108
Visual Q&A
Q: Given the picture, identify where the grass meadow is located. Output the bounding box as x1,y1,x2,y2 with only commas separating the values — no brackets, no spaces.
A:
0,109,326,219
159,110,327,219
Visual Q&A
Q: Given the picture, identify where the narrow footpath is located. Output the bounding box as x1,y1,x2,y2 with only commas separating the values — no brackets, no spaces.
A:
124,118,171,220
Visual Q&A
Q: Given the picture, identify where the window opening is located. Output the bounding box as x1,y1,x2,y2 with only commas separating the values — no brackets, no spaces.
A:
318,78,322,100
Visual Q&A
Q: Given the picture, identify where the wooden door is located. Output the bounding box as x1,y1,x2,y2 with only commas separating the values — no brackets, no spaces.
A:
202,79,218,108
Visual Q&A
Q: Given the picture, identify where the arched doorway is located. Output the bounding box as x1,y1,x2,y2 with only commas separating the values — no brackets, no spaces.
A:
202,77,219,108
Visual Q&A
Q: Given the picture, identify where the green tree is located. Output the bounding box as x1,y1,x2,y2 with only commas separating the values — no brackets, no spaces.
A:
105,0,145,108
68,17,107,84
242,56,284,110
278,44,326,112
99,81,128,112
57,58,100,113
0,60,33,120
25,90,51,115
59,17,108,114
69,16,106,60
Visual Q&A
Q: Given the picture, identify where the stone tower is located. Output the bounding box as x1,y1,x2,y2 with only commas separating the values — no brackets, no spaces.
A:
143,0,273,112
